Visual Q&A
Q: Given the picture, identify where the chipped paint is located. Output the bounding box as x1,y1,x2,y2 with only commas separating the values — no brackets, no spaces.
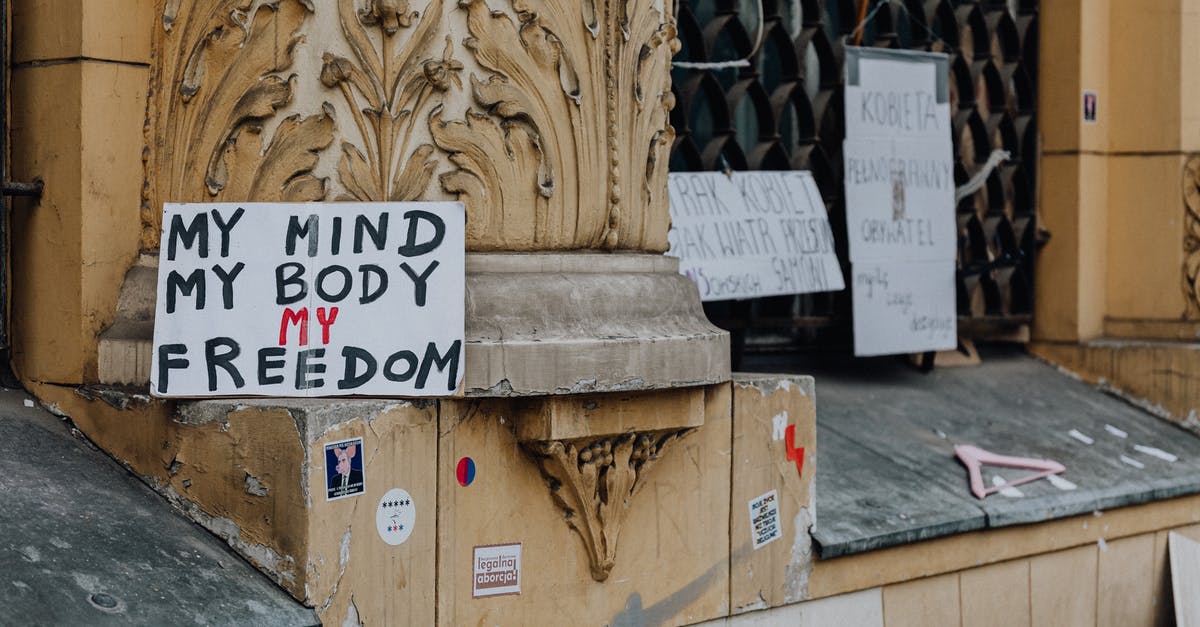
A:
784,506,814,604
158,486,298,590
734,594,768,613
342,594,362,627
244,474,270,497
734,375,814,398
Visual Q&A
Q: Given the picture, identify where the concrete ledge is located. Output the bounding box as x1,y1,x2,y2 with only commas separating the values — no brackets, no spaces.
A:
99,252,731,396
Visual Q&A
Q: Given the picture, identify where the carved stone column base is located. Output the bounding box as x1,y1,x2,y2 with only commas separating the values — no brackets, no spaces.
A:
463,253,730,396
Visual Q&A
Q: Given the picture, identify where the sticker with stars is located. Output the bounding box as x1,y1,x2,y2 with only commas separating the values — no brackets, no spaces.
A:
376,487,416,546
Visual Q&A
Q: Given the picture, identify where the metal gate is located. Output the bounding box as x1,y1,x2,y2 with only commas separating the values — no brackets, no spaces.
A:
670,0,1039,358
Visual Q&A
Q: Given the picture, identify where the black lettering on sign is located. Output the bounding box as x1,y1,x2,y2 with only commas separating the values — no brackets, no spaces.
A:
383,350,419,382
210,207,245,257
339,346,377,390
358,264,388,304
211,262,245,310
286,214,320,257
316,265,353,303
257,347,287,385
156,344,189,393
397,210,445,257
417,340,461,391
204,337,244,392
166,269,206,313
295,348,327,390
354,213,388,253
167,212,208,261
275,262,308,305
330,216,343,255
400,260,439,307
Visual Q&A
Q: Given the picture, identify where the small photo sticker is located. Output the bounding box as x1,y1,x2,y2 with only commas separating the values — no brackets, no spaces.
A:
325,437,365,501
473,543,521,598
1082,90,1098,124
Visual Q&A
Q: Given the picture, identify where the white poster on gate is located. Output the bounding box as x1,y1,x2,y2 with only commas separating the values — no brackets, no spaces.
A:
843,47,956,357
150,201,465,397
842,138,956,263
667,170,844,301
851,259,957,357
844,56,950,142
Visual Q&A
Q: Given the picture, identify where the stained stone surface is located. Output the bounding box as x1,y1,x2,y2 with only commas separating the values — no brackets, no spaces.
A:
0,388,317,626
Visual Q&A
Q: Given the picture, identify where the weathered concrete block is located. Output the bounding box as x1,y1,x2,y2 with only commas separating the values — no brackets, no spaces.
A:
730,374,817,612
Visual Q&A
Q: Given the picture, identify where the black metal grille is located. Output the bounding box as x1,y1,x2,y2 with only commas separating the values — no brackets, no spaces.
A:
670,0,1039,352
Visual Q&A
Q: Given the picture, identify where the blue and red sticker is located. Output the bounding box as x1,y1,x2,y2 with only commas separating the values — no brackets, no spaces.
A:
456,457,475,487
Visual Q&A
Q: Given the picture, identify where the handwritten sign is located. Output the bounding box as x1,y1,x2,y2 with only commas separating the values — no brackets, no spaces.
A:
844,47,956,356
851,260,956,356
150,202,465,397
667,171,844,301
842,138,956,262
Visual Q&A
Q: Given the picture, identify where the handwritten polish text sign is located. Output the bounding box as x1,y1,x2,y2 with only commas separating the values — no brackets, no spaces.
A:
150,202,465,397
667,170,844,301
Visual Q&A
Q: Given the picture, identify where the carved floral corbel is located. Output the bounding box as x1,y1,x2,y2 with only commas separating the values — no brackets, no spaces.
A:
522,429,693,582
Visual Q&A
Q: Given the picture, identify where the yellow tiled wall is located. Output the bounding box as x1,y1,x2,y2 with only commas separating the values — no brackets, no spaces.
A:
720,523,1200,627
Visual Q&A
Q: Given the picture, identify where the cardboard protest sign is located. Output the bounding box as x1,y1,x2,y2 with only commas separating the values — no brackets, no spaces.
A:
850,260,957,356
150,202,465,397
842,137,956,263
667,170,844,301
843,47,957,356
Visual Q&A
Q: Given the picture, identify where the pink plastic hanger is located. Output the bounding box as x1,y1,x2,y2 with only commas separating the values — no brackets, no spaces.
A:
954,444,1066,500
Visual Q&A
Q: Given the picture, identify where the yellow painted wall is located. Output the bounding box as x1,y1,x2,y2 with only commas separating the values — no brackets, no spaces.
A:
1035,0,1200,339
9,0,149,384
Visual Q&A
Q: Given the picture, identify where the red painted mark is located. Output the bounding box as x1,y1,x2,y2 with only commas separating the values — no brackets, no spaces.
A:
784,424,804,478
316,306,339,345
279,307,309,346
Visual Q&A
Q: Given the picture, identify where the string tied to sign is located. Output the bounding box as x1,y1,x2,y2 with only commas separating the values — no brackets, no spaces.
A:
851,0,958,54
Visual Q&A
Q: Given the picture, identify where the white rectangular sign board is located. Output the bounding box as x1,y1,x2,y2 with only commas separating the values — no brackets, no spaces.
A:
842,138,956,263
851,260,957,357
667,170,844,301
844,47,956,356
150,202,465,397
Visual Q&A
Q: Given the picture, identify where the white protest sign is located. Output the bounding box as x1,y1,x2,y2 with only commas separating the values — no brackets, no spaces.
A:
851,260,957,356
843,47,956,356
844,56,950,142
667,170,844,301
842,138,956,262
150,202,465,397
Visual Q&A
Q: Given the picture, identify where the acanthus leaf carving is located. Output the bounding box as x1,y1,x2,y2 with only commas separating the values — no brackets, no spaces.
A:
323,0,457,202
523,429,692,581
146,0,679,253
432,0,677,251
144,0,333,248
1183,155,1200,317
